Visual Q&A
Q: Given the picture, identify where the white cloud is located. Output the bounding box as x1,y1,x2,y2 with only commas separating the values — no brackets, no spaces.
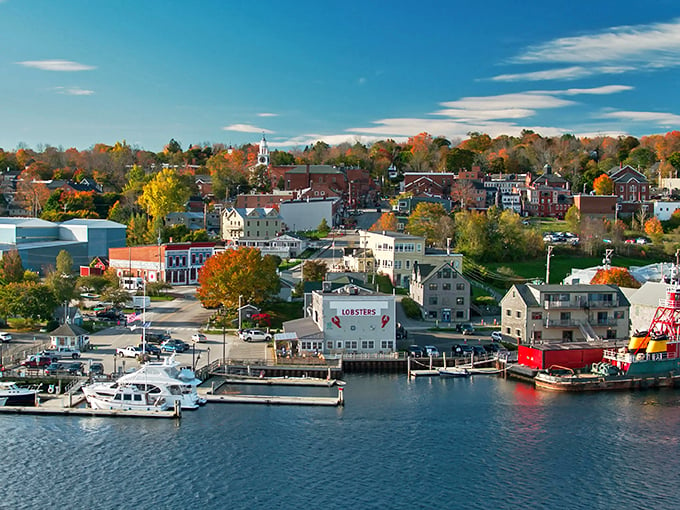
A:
17,60,96,71
557,84,633,95
599,110,680,125
257,113,278,117
491,65,634,82
432,108,536,120
441,92,575,111
513,19,680,66
53,86,94,96
268,133,395,148
222,124,273,134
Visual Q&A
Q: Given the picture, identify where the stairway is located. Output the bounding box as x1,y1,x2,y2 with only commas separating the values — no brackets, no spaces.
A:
578,320,600,342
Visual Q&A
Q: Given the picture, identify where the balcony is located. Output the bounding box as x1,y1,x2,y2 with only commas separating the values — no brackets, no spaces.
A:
544,319,578,328
587,300,617,308
543,301,576,309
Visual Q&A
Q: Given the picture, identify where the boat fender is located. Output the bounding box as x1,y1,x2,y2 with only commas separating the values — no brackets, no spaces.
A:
47,385,55,394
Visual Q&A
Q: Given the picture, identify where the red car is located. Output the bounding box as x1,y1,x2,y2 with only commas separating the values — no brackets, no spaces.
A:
21,355,55,368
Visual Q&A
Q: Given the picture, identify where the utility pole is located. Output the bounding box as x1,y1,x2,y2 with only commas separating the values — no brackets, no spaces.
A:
546,245,554,284
238,295,243,331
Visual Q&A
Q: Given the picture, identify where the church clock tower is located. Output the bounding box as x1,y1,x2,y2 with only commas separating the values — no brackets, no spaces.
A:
257,133,270,166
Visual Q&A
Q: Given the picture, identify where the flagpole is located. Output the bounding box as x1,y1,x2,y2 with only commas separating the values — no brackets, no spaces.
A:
142,278,146,356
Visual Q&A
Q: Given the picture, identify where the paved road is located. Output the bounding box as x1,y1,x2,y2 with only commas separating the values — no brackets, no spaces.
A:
5,286,268,377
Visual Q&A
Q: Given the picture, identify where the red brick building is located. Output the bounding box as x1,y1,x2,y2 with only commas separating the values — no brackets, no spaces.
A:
608,164,649,203
109,242,217,285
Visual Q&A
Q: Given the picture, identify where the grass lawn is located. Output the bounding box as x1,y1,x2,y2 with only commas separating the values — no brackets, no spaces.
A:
487,249,668,285
263,301,304,329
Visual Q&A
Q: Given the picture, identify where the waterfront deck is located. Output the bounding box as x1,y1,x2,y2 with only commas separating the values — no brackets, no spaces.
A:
202,393,343,406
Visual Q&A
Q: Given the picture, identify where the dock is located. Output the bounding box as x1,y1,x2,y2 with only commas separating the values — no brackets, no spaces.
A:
201,385,345,407
0,403,181,419
0,391,181,419
219,376,338,387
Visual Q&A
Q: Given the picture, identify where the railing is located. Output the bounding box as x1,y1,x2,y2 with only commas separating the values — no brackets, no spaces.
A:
594,318,618,326
578,320,600,342
543,301,575,309
587,300,617,308
544,319,578,328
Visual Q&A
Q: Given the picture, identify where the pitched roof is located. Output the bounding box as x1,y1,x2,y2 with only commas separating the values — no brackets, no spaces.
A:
49,322,89,337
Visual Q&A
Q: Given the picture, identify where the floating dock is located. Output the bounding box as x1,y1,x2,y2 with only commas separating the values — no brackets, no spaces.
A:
220,376,338,387
202,384,344,407
0,404,181,419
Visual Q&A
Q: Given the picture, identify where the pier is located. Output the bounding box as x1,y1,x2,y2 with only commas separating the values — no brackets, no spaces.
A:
200,382,345,407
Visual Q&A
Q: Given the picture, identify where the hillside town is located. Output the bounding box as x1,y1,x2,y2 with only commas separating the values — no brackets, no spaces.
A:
1,130,680,397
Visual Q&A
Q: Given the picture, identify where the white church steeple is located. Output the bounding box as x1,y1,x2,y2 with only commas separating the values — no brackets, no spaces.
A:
257,133,270,166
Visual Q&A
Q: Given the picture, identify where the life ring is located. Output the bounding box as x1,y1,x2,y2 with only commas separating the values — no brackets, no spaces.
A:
47,385,55,394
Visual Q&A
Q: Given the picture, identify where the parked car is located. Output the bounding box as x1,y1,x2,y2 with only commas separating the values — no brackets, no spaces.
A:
191,333,207,343
458,344,474,355
396,323,408,340
22,355,55,368
96,309,123,321
161,339,189,353
0,332,12,343
239,329,272,342
424,345,440,357
407,345,425,357
491,331,503,342
636,238,649,245
116,345,143,358
45,361,83,376
451,344,463,356
142,331,171,344
40,347,81,360
88,362,104,377
472,345,487,356
138,343,161,356
459,323,475,335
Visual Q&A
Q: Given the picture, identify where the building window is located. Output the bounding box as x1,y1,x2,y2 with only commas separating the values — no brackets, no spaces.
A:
429,297,438,305
614,311,624,319
442,283,451,291
428,311,437,319
506,327,511,334
506,309,511,316
531,312,543,320
456,283,465,290
346,341,357,349
516,329,521,337
381,340,393,349
394,260,402,269
361,340,375,349
191,254,196,264
456,311,464,318
516,311,521,318
456,297,464,305
429,283,438,291
405,260,411,269
442,269,451,278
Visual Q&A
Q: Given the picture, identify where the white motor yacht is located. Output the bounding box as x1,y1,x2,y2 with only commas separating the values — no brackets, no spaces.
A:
86,354,205,410
83,383,170,411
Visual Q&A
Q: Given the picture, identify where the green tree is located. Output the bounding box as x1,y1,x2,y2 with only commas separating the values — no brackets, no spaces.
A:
0,282,58,321
45,250,77,305
317,218,330,235
138,168,191,221
565,205,581,233
303,260,328,282
406,202,447,245
196,247,280,310
76,275,112,295
101,287,132,309
0,249,24,283
127,213,152,246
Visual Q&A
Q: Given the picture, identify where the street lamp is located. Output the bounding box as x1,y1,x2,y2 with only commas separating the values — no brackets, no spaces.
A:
192,342,196,370
222,324,226,366
238,295,243,331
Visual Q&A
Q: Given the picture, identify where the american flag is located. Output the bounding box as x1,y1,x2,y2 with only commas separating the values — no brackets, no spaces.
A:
126,313,139,324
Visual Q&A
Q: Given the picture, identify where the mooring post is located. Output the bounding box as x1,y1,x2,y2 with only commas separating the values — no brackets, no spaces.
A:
407,355,411,379
429,355,433,370
338,386,344,406
443,352,447,369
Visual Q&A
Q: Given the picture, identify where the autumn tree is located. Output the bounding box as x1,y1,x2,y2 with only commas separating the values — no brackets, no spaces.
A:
0,249,24,283
138,168,191,221
644,217,664,244
196,247,280,310
590,267,641,288
303,260,328,282
406,202,448,245
369,212,398,232
593,174,614,195
45,250,77,304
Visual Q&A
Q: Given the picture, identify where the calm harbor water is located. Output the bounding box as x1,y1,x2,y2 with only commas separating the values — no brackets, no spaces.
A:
3,375,680,510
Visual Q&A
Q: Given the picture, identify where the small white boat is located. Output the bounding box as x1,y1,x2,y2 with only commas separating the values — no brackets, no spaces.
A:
438,367,471,378
83,383,170,411
0,382,39,406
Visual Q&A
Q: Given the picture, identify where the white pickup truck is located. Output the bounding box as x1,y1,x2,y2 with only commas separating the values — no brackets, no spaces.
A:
40,347,81,360
116,345,142,358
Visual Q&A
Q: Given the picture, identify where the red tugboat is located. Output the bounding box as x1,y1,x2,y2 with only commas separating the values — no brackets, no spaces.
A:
535,266,680,391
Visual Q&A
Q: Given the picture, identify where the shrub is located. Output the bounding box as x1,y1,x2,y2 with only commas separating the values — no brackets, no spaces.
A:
401,297,422,320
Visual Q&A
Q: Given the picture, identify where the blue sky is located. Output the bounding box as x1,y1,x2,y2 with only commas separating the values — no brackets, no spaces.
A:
2,0,680,152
